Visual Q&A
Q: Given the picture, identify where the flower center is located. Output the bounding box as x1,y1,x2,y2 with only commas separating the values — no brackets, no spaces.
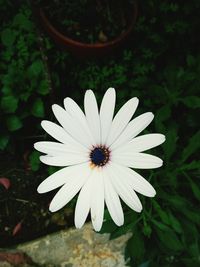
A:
90,146,110,167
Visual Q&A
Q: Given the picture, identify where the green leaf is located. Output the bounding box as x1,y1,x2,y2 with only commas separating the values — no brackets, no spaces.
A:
168,212,182,234
187,177,200,201
2,86,12,95
181,131,200,162
1,95,18,113
110,212,138,239
180,160,200,170
48,166,60,175
155,105,171,131
1,29,16,46
181,259,200,267
162,194,188,208
155,228,184,252
163,127,178,161
181,96,200,109
99,218,117,234
126,228,145,261
142,224,152,237
182,219,198,244
0,135,9,150
186,55,196,67
6,115,22,131
28,60,44,77
31,98,45,118
111,222,135,240
29,151,40,171
152,200,170,225
188,242,199,258
157,105,171,121
37,80,50,95
151,219,171,231
167,196,200,224
180,208,200,225
165,171,178,187
13,13,33,30
181,220,199,259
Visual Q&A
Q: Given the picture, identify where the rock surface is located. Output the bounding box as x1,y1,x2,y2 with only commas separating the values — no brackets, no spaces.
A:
15,223,131,267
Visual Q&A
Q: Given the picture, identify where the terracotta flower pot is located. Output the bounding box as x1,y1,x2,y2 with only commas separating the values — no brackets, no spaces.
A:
37,1,138,57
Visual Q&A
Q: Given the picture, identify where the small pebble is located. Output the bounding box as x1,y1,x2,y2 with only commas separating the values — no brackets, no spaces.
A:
98,30,108,42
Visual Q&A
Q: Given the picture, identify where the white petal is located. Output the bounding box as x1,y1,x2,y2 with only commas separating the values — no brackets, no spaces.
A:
34,141,88,156
41,120,84,149
74,174,93,229
108,164,142,212
64,97,95,144
52,104,91,148
37,163,89,193
110,163,156,197
90,169,104,231
49,163,91,212
114,134,166,154
40,152,89,166
106,97,139,146
100,88,116,144
112,152,163,169
103,166,124,226
111,112,154,150
84,90,101,145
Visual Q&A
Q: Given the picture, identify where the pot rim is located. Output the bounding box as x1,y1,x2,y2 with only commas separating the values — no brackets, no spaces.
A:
39,1,138,49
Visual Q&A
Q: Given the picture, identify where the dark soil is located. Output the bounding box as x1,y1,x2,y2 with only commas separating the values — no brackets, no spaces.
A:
41,0,135,43
0,151,74,248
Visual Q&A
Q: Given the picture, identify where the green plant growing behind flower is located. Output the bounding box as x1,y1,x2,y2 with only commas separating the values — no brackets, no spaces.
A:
0,3,51,158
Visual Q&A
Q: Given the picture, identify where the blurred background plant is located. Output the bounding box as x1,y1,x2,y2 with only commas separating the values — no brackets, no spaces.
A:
0,0,200,266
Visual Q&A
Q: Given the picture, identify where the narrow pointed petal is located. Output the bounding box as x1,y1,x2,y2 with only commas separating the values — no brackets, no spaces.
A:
40,153,89,166
108,164,142,212
41,120,84,149
84,90,101,145
34,141,88,156
37,163,83,194
103,166,124,226
111,112,154,150
74,175,93,229
64,97,95,144
100,88,116,144
112,152,163,169
110,163,156,197
114,134,166,154
52,104,91,148
106,97,139,146
37,168,68,194
49,164,91,212
90,169,104,231
37,163,89,193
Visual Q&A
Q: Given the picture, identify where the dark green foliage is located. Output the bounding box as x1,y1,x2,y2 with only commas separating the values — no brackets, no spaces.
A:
29,150,41,171
0,2,50,155
31,98,45,118
90,1,199,266
126,227,145,261
6,115,23,131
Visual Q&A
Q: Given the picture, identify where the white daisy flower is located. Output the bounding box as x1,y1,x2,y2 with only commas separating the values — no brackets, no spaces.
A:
34,88,165,231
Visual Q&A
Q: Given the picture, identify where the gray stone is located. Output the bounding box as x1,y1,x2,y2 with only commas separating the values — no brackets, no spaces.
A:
17,223,131,267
